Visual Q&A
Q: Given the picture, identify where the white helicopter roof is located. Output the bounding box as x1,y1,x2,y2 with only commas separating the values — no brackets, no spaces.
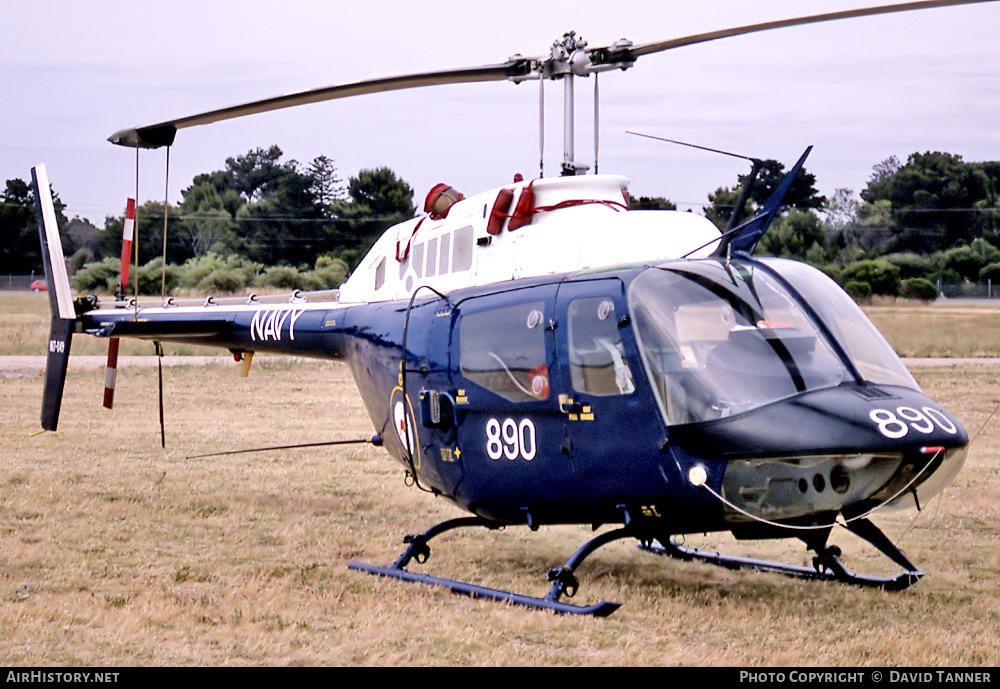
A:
337,174,723,304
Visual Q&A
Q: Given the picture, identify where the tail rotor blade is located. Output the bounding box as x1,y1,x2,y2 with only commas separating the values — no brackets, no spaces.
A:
103,198,135,410
103,338,120,409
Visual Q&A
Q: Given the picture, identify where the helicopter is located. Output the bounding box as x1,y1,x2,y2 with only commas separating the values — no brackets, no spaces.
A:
32,0,992,616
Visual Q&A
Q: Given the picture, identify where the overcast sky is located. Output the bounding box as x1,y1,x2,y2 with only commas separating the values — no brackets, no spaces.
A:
3,0,999,225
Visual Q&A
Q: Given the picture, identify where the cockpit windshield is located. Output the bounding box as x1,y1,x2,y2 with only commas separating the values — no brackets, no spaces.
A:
628,259,914,426
762,258,919,392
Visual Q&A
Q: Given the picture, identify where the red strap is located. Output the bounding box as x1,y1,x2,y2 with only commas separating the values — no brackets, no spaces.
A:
395,216,427,262
532,198,629,213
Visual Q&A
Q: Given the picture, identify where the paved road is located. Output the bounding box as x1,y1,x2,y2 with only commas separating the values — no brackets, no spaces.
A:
903,358,1000,367
0,355,232,375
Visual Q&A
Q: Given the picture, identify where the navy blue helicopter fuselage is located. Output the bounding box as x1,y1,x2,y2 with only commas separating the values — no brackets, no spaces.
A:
83,255,968,536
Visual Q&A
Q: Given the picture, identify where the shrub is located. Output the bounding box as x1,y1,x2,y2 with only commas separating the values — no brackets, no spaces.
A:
844,280,872,301
67,247,95,276
315,254,349,272
936,244,983,282
134,258,182,295
181,253,261,290
839,259,900,296
257,266,302,290
196,269,246,294
308,267,347,290
883,252,931,280
72,258,121,293
900,277,938,301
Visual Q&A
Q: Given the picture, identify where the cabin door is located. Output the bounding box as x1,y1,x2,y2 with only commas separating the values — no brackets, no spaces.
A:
449,285,580,523
552,278,671,513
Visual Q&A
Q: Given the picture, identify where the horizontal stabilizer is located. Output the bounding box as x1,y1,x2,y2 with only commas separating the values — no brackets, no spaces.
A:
102,318,233,340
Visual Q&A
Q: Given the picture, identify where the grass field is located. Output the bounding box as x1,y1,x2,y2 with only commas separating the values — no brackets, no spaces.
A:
2,291,999,666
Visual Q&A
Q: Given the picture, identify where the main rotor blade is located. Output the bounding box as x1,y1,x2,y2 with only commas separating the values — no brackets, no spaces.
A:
625,0,996,58
109,62,529,149
109,0,996,150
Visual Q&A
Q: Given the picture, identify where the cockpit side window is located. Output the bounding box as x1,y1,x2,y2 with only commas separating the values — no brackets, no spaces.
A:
568,297,635,396
460,301,549,402
760,258,920,391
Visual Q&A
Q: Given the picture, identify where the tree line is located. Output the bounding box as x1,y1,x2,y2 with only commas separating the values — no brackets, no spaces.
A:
3,146,998,297
703,150,1000,298
1,146,416,293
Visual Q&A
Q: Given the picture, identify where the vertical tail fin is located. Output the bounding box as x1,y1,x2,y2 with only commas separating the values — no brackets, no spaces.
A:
31,165,76,431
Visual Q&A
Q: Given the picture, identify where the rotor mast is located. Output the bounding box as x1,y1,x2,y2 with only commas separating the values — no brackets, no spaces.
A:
527,33,635,176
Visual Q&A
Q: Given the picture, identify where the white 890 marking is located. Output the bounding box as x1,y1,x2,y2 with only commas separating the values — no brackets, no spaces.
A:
869,406,957,439
486,418,537,461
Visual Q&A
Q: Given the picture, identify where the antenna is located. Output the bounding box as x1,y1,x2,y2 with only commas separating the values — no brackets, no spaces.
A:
626,131,764,229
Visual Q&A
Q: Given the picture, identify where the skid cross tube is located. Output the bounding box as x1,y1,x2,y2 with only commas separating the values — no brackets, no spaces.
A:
349,518,627,616
642,517,923,591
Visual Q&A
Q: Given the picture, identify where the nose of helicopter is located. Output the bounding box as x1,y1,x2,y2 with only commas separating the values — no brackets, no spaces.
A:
667,382,968,523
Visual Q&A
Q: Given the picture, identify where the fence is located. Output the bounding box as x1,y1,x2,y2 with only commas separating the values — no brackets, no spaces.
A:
937,281,1000,299
0,274,41,290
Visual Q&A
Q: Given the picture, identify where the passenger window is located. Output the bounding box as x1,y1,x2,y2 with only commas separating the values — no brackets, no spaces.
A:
438,233,451,274
426,237,438,277
452,225,473,272
411,243,424,278
568,297,635,395
460,301,549,402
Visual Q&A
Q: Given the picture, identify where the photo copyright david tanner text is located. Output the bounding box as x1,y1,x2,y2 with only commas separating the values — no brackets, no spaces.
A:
739,671,992,684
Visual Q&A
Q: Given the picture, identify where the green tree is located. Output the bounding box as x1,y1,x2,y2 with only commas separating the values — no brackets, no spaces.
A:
628,195,677,210
739,159,826,212
861,156,901,204
308,155,347,209
0,177,71,274
757,209,826,263
704,186,744,229
329,167,417,264
704,160,825,232
347,167,415,219
819,188,866,265
101,200,187,269
186,146,328,266
862,151,1000,254
178,183,238,257
224,145,288,203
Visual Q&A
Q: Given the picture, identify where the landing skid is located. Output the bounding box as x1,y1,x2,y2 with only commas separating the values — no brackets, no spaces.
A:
641,517,923,591
349,517,625,616
349,516,923,616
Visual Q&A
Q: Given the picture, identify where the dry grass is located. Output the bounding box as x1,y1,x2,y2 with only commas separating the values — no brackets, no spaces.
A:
863,298,1000,358
1,291,1000,666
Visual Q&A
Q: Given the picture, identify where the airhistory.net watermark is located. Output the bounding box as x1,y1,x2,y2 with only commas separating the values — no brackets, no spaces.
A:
5,672,119,684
